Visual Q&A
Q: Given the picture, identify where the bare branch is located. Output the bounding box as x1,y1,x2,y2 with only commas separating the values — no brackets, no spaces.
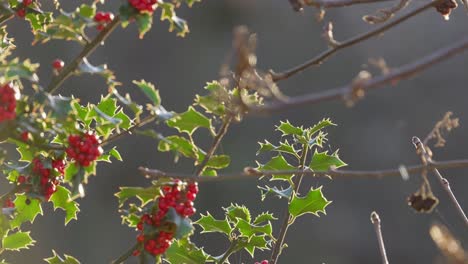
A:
139,158,468,182
304,0,394,8
270,0,441,82
370,212,390,264
253,35,468,114
363,0,411,24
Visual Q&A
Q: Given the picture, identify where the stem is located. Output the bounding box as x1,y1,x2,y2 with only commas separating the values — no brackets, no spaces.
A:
271,0,440,81
217,239,239,264
270,143,308,264
304,0,394,8
370,212,389,264
46,16,121,94
101,114,156,147
112,243,139,264
431,168,468,227
0,14,13,25
139,158,468,182
194,116,233,176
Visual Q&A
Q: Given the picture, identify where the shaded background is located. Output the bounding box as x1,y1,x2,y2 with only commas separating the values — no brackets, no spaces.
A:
2,0,468,263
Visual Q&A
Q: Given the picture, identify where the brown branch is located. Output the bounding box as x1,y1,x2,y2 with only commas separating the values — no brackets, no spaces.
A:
0,14,13,25
46,16,121,94
412,137,468,226
253,35,468,114
139,158,468,182
194,116,234,176
370,212,390,264
271,0,441,82
304,0,395,8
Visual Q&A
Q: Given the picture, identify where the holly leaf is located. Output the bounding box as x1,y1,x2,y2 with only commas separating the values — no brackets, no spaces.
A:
115,186,160,207
136,12,153,39
236,219,272,239
109,148,123,161
307,118,336,137
277,120,303,136
2,231,35,251
224,204,251,224
253,212,277,225
49,186,80,225
165,239,210,264
258,185,292,201
167,106,213,135
10,194,43,228
206,155,230,169
257,154,296,182
289,187,331,219
165,208,194,239
309,150,346,172
133,80,161,107
44,250,80,264
236,235,269,257
194,213,232,235
158,135,199,161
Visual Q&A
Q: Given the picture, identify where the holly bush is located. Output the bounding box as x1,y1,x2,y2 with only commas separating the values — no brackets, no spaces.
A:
0,0,467,263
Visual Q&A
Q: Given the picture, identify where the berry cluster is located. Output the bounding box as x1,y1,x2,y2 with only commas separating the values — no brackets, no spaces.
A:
128,0,158,13
132,181,199,257
2,197,15,208
30,157,65,200
66,133,103,167
435,0,457,20
0,83,17,122
93,12,114,31
254,260,269,264
16,0,33,17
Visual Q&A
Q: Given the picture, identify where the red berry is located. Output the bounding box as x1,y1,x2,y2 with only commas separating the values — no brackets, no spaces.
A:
17,175,26,184
132,250,140,256
66,133,102,166
137,234,145,242
0,83,17,122
128,0,158,13
20,131,29,141
16,8,26,17
52,59,65,71
23,0,33,6
136,222,143,230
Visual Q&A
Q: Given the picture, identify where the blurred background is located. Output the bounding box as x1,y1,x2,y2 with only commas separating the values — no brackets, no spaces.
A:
2,0,468,263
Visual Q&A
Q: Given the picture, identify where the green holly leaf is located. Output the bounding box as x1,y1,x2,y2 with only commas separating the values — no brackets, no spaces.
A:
236,235,269,257
45,94,74,120
44,250,80,264
49,186,80,225
307,118,336,137
258,185,292,201
10,195,43,228
236,219,272,239
78,4,95,19
206,155,230,169
277,120,303,136
309,150,346,172
109,148,123,161
96,96,118,117
165,238,210,264
167,106,213,135
158,135,199,161
253,212,277,225
2,231,35,251
257,140,299,159
133,79,161,107
136,12,153,39
115,186,160,207
289,187,331,219
64,162,79,183
257,140,275,155
0,58,39,82
0,213,10,239
194,213,232,235
224,204,251,224
257,154,296,182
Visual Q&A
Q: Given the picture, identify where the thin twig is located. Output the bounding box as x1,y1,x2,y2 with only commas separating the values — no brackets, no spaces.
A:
101,114,156,147
370,211,389,264
253,35,468,113
270,143,309,264
412,137,468,227
217,239,239,264
111,243,139,264
46,16,121,94
304,0,394,8
139,158,468,182
0,14,13,25
194,116,234,176
271,0,441,82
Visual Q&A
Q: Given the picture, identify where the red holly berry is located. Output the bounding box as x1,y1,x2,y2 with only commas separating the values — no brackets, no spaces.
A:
17,175,26,184
3,198,15,208
128,0,158,13
23,0,33,6
94,12,114,31
52,59,65,71
16,8,26,17
0,83,17,122
132,250,140,256
66,132,102,166
20,131,29,141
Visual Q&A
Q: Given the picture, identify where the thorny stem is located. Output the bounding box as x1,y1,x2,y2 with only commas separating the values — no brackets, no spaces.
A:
412,137,468,227
140,158,468,182
270,143,308,264
46,16,121,94
370,212,389,264
194,116,234,176
111,243,139,264
253,35,468,114
271,0,442,82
